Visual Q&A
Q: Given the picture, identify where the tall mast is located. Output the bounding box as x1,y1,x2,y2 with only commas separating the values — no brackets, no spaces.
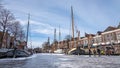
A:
26,14,30,47
59,25,61,41
71,6,75,48
54,28,56,42
58,25,61,49
48,37,50,46
54,28,57,49
71,6,74,39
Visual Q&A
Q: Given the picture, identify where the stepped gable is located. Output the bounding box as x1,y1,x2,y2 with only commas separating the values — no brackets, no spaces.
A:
104,26,117,32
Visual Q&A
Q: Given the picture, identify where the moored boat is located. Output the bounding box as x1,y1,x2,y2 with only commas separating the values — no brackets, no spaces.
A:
0,49,32,58
54,49,63,54
0,14,33,58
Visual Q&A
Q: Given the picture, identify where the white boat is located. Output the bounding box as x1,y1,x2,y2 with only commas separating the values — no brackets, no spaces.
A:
54,49,63,54
68,47,85,55
0,49,32,58
67,7,85,55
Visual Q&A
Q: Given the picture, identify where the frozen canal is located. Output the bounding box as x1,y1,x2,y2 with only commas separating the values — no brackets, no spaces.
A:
0,53,120,68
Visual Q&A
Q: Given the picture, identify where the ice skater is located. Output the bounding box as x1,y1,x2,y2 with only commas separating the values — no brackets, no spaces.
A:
97,48,101,57
93,48,96,57
89,48,92,57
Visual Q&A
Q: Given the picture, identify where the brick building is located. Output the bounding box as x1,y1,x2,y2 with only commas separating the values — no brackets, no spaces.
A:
51,23,120,54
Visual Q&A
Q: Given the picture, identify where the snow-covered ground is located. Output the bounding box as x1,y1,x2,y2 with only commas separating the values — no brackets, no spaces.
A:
0,53,120,68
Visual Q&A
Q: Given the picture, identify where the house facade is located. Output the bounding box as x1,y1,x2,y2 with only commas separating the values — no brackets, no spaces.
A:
0,32,11,48
51,23,120,54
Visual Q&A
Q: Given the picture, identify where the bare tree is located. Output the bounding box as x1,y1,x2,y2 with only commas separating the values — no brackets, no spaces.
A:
19,29,25,41
0,8,15,48
0,1,3,30
8,21,25,41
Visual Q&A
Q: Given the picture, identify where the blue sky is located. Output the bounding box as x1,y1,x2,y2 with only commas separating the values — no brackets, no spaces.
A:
3,0,120,48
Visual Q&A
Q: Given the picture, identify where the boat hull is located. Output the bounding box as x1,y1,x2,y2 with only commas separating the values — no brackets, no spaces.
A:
68,48,85,55
0,49,32,58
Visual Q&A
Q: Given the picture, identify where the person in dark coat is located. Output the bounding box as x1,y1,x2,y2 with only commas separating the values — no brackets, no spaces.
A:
93,48,96,57
97,48,101,57
89,48,92,57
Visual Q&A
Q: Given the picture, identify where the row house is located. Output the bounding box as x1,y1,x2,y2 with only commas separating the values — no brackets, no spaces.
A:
81,37,88,48
93,32,102,46
68,37,80,49
51,41,58,53
53,23,120,54
0,31,27,50
58,41,63,49
102,26,117,45
0,31,11,48
58,40,69,53
81,25,120,48
92,26,120,47
69,38,76,49
79,34,95,48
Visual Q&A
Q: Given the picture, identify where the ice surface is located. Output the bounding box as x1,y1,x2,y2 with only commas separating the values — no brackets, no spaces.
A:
0,54,120,68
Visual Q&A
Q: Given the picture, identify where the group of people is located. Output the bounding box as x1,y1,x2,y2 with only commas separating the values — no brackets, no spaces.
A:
105,47,115,56
88,47,116,57
89,48,101,57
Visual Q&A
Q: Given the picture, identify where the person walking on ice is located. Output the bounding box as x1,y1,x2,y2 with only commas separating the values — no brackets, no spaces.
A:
97,48,101,57
93,48,96,57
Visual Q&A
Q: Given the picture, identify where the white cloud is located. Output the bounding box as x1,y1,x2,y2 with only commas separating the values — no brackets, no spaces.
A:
33,29,53,35
27,41,43,48
18,19,70,35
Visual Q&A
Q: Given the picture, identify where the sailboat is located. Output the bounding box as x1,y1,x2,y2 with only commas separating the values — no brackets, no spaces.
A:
54,27,63,54
0,14,32,58
68,6,85,55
